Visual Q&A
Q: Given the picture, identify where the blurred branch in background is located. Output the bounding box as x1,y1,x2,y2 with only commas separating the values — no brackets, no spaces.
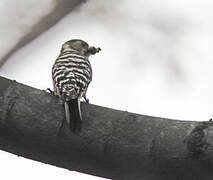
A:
0,75,213,180
0,0,85,67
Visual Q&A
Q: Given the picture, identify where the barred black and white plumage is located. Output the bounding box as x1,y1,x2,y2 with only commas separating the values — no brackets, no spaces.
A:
52,39,101,132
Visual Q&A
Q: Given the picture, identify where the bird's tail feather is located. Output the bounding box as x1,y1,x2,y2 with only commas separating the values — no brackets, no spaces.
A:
64,99,82,132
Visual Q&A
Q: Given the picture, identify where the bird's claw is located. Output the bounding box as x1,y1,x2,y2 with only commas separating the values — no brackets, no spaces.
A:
45,88,54,94
84,97,89,104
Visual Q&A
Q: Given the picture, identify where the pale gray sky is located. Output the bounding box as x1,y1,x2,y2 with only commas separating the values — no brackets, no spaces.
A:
1,0,213,179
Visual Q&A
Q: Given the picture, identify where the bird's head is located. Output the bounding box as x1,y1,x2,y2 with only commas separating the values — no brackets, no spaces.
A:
61,39,101,57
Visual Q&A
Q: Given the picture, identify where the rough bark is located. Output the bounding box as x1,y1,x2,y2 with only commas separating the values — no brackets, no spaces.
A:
0,75,213,180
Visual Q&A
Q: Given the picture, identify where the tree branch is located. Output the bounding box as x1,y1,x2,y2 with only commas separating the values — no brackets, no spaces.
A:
0,75,213,180
0,0,85,66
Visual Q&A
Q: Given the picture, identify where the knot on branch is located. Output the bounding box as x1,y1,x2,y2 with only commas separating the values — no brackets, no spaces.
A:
185,122,213,158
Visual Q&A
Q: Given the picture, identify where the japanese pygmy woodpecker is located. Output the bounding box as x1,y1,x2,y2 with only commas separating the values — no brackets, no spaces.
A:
52,39,101,132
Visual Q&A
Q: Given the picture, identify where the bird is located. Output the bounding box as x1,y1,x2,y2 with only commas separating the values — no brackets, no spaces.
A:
52,39,101,132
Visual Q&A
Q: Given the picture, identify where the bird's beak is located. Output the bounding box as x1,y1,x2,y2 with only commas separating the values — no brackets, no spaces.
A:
95,47,101,53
